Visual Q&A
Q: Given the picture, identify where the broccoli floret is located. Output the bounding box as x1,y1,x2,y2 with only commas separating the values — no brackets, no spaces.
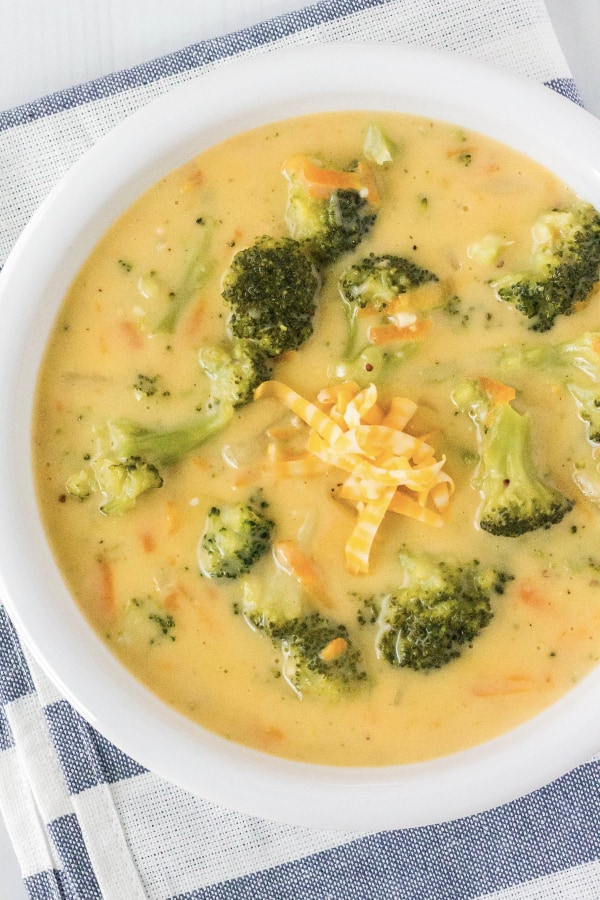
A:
492,202,600,331
198,339,271,408
566,381,600,443
339,253,438,352
66,415,224,513
499,330,600,382
112,596,177,645
339,254,439,311
66,455,163,515
197,497,275,579
240,570,367,698
363,124,398,165
467,234,511,266
281,155,380,267
499,331,600,446
452,378,573,536
240,567,304,633
78,341,251,484
369,549,509,670
66,398,233,514
271,612,367,699
221,236,320,358
66,314,275,515
331,254,437,377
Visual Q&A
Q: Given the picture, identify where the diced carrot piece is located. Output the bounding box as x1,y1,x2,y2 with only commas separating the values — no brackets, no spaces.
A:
179,164,203,193
165,501,181,535
140,531,156,553
190,457,212,470
119,320,145,349
164,591,181,611
319,636,348,662
518,583,552,611
273,539,331,605
97,556,115,613
478,376,516,405
282,155,380,204
183,302,205,338
368,319,431,345
472,675,535,697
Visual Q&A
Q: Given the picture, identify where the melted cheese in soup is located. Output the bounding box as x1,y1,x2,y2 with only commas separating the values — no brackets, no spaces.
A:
33,111,600,766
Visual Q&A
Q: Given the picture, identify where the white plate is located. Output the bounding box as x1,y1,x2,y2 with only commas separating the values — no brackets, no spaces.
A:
1,44,600,831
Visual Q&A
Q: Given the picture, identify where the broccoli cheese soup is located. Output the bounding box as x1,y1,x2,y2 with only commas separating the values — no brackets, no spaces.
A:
32,111,600,767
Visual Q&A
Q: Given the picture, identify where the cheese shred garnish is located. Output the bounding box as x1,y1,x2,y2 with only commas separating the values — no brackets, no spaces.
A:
255,380,454,575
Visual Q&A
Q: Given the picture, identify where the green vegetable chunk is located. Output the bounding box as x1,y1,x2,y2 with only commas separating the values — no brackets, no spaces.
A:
368,549,511,670
339,254,438,312
221,236,320,358
333,253,438,375
66,455,163,516
240,570,367,698
271,612,367,699
452,378,573,537
281,155,379,266
198,497,275,579
492,202,600,331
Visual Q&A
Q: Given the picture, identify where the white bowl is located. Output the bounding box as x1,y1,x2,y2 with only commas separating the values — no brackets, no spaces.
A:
1,44,600,832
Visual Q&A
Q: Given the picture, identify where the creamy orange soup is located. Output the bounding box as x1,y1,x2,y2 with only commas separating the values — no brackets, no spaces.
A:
33,111,600,766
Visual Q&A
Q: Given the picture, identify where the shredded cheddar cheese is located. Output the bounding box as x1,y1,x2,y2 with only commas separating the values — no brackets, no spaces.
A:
255,380,454,575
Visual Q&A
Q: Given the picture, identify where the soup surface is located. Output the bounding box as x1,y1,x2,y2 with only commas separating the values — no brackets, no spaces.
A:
33,111,600,766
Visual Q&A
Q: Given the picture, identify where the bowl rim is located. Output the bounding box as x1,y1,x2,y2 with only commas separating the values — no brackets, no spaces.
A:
1,43,600,831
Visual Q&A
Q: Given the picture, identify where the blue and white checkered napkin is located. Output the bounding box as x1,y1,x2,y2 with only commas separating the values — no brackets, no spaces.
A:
1,1,599,898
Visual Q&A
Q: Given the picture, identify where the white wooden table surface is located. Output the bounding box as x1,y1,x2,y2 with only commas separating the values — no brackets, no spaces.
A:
0,1,598,896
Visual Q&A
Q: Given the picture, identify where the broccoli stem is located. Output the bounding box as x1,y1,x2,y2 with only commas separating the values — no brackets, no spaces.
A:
478,400,573,536
157,226,215,333
108,402,233,468
452,378,573,537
